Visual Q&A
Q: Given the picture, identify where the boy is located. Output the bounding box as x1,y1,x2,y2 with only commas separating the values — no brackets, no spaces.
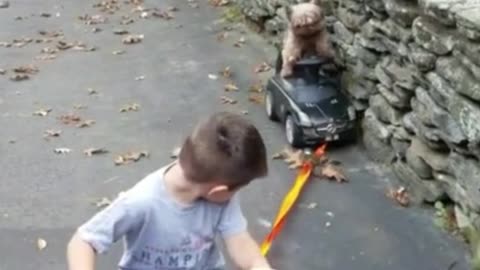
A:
67,111,274,270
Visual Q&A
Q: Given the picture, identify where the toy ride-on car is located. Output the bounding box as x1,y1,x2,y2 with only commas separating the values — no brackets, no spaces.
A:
264,51,357,148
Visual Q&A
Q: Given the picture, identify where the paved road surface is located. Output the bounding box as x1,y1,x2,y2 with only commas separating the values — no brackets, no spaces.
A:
0,0,470,269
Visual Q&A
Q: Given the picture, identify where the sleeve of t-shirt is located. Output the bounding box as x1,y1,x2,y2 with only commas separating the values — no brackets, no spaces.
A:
77,194,145,254
216,194,248,237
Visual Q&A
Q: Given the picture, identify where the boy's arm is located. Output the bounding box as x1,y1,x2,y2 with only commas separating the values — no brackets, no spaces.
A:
67,232,96,270
66,194,145,270
224,231,273,270
217,195,274,270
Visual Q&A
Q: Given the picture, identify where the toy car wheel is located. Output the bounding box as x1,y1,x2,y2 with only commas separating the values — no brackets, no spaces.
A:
265,90,279,121
285,115,304,148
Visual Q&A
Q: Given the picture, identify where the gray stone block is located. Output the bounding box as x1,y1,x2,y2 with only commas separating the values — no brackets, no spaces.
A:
448,93,480,145
412,16,458,55
408,43,437,72
403,112,450,151
412,87,467,144
454,6,480,41
425,72,456,109
332,21,354,45
418,0,462,26
392,159,445,203
406,143,434,179
384,0,419,27
436,56,480,102
369,94,403,126
377,84,411,109
410,138,450,173
448,152,480,212
455,37,480,67
337,6,369,32
370,18,413,42
363,108,392,143
453,49,480,80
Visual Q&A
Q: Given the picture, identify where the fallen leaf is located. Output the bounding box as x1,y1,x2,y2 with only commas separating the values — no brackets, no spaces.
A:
315,163,347,182
233,36,246,47
248,93,264,104
220,66,232,78
76,119,95,128
84,147,109,156
33,108,52,117
140,11,149,18
386,186,409,207
38,30,63,38
10,74,29,81
95,197,112,208
34,54,57,61
0,41,12,47
37,238,47,251
44,129,61,138
113,29,129,35
13,64,39,74
112,50,126,55
41,47,59,54
79,14,107,25
122,34,144,44
208,74,218,80
249,82,264,93
114,151,149,165
307,202,317,209
120,18,135,25
168,6,179,12
134,75,145,80
224,83,239,92
87,88,98,95
216,32,228,42
152,10,174,20
220,96,237,104
72,43,97,52
120,103,140,112
273,147,304,169
73,104,87,110
254,62,271,73
208,0,230,7
54,147,71,154
59,114,82,125
0,1,9,8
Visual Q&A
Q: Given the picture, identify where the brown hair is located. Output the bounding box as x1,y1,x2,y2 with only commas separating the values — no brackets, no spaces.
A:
178,111,268,189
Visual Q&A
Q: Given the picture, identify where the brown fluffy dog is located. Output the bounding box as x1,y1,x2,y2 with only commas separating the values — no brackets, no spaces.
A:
281,0,335,77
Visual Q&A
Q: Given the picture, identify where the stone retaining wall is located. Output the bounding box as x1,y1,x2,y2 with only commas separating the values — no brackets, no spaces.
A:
235,0,480,227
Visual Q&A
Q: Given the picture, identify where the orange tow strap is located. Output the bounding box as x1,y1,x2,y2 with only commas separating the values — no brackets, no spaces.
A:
260,144,326,256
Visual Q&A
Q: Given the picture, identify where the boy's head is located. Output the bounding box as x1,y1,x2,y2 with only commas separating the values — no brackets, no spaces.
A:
178,111,268,202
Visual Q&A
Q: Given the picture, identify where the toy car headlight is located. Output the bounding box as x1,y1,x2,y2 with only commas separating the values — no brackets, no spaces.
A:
348,106,356,121
298,111,312,127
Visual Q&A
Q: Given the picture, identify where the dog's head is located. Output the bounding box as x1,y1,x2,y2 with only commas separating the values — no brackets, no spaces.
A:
287,0,325,36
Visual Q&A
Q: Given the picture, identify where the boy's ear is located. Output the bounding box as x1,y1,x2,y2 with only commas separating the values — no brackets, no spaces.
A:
310,0,321,5
207,185,229,196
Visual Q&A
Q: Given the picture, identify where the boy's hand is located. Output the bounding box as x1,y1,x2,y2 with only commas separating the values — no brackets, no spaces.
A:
223,231,273,270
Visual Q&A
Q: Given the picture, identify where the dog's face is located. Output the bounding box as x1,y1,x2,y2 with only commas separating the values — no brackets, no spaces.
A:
287,1,325,36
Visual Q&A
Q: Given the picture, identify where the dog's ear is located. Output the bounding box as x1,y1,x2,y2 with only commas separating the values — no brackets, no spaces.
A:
286,5,293,21
310,0,321,5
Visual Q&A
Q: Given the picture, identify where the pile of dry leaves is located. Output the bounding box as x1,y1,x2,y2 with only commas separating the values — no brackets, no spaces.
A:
273,146,347,183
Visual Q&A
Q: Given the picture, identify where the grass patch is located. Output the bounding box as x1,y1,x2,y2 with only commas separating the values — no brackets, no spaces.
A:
221,5,244,23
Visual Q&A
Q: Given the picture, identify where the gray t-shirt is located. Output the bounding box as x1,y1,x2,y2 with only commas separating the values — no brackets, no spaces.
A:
78,163,247,270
